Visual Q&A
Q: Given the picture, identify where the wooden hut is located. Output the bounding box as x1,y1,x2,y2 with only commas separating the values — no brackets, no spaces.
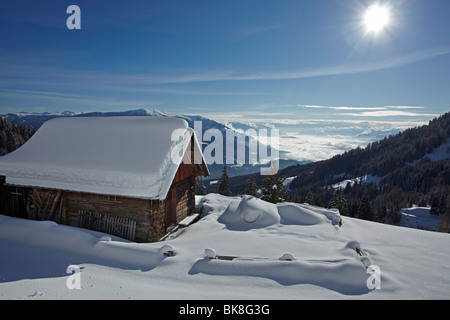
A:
0,116,209,242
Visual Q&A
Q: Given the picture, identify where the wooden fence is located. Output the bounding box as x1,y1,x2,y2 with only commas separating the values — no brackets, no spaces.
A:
78,210,136,241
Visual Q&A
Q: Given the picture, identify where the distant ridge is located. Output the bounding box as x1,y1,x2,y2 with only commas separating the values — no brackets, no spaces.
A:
2,108,187,129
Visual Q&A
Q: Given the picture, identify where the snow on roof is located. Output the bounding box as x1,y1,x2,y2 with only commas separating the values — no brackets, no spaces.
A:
0,116,206,200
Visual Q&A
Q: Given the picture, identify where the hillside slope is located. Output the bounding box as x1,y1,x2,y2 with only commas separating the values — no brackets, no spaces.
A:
1,194,450,300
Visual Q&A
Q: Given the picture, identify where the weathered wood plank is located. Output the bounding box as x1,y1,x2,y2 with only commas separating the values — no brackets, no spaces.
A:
78,210,137,241
178,213,200,227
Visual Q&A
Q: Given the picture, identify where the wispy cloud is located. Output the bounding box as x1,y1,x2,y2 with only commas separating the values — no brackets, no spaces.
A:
1,46,448,113
1,47,449,90
198,46,450,83
298,105,387,111
190,111,293,124
0,89,92,99
297,104,434,117
0,88,162,111
386,106,425,109
342,110,438,117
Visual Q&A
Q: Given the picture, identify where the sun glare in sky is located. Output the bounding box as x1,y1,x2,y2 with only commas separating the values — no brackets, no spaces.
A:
364,4,391,33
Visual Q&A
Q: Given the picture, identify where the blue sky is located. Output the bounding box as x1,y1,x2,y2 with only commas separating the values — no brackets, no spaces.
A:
1,0,449,126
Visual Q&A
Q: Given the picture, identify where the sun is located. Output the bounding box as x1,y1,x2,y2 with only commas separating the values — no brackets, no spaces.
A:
364,4,391,33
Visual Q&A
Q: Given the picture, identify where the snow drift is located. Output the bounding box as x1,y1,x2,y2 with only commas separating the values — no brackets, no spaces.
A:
218,195,340,229
218,196,279,229
0,215,171,282
1,193,450,300
189,256,370,295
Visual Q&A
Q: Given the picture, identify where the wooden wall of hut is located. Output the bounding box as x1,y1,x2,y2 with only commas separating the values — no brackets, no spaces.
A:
0,157,197,243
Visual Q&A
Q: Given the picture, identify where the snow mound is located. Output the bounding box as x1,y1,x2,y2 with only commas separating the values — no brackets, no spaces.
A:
93,241,168,268
160,244,175,257
277,203,326,225
205,248,217,259
218,195,340,229
0,215,170,282
189,257,370,295
343,240,373,268
345,240,362,251
279,253,296,261
298,204,342,226
218,196,279,229
200,194,241,217
238,196,279,225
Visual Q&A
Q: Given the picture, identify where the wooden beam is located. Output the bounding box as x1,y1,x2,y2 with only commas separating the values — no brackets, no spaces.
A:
47,190,62,221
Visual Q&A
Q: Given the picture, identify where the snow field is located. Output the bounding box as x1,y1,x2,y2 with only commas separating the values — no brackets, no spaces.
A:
1,193,450,299
399,206,440,230
196,196,370,294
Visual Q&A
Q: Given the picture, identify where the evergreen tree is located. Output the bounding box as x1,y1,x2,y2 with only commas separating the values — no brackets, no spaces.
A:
328,193,339,209
0,117,35,156
358,195,374,221
329,193,349,216
436,209,450,233
195,176,207,195
245,175,259,197
261,172,287,204
439,195,447,215
218,165,233,196
430,196,441,215
348,199,360,218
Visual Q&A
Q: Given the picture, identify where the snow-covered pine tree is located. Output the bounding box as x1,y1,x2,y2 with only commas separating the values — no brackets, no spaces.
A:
0,117,35,156
245,175,259,196
358,195,374,221
195,176,207,195
329,193,349,216
218,165,233,196
261,172,287,204
429,195,446,216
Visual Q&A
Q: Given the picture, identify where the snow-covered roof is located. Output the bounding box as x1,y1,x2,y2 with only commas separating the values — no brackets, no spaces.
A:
0,116,208,200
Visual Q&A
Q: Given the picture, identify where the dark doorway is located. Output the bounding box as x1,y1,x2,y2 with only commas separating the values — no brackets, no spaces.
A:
166,188,177,230
2,187,28,219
